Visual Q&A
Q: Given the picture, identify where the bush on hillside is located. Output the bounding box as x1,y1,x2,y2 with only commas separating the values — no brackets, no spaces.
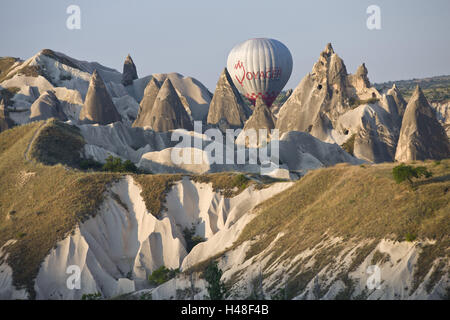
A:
392,164,432,186
204,261,227,300
102,155,138,173
148,266,180,286
183,225,206,253
81,292,102,300
79,158,103,170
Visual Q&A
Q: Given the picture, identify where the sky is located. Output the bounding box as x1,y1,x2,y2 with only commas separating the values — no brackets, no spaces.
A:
1,0,449,91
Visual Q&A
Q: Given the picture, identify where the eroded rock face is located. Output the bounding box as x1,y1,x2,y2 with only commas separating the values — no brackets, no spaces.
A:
207,68,251,131
277,43,369,138
0,99,14,132
30,90,67,122
132,77,160,128
276,43,403,163
121,54,138,86
147,78,193,132
79,70,122,125
432,101,450,138
395,86,450,161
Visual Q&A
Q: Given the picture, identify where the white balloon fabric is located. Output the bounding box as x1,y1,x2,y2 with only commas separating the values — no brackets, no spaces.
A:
227,38,293,107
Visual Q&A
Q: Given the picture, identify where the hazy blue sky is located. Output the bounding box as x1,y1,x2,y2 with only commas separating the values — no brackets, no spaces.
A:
1,0,449,91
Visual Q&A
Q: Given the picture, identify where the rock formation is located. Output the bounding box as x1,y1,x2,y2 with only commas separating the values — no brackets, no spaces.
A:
237,97,276,147
121,54,138,86
277,43,377,138
207,68,251,131
242,97,276,132
0,98,14,132
387,84,407,118
132,77,160,128
79,70,122,125
395,86,450,161
276,43,403,163
350,63,371,90
147,78,193,132
432,101,450,138
30,90,67,122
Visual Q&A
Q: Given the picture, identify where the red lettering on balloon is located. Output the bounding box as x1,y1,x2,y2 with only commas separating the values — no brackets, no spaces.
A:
234,61,246,86
233,59,283,100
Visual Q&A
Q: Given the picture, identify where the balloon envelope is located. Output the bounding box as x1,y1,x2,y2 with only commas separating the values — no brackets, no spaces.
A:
227,38,293,107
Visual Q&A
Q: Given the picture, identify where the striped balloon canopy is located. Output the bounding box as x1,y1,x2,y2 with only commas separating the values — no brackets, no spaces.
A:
227,38,293,107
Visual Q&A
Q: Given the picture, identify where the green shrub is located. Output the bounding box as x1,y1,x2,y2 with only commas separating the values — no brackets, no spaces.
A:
270,288,286,300
341,134,356,156
79,158,103,170
102,155,138,173
139,292,152,300
148,266,180,286
392,164,432,186
204,261,228,300
81,292,102,300
80,156,140,173
122,160,138,173
234,174,249,190
405,232,417,242
183,225,206,253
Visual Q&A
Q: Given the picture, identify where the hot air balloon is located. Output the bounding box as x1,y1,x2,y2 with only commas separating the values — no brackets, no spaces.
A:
227,38,293,108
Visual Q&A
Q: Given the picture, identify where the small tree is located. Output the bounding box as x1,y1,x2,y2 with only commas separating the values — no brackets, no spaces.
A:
204,261,227,300
392,164,432,186
148,266,180,286
81,292,102,300
183,225,206,253
102,155,138,173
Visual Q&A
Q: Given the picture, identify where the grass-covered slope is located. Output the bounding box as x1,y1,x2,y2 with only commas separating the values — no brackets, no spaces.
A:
1,119,448,300
0,120,119,297
0,120,284,298
230,161,449,297
238,162,449,254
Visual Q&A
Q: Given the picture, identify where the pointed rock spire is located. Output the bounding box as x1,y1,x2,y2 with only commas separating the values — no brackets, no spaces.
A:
122,54,138,86
30,90,67,122
147,78,193,132
79,70,122,125
243,97,276,132
278,43,349,136
395,85,450,161
237,97,276,147
207,68,252,131
311,42,347,91
132,77,161,128
355,63,370,88
323,43,335,56
387,83,407,117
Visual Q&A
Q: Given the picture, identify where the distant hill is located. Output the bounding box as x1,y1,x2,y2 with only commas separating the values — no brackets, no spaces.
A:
375,75,450,104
